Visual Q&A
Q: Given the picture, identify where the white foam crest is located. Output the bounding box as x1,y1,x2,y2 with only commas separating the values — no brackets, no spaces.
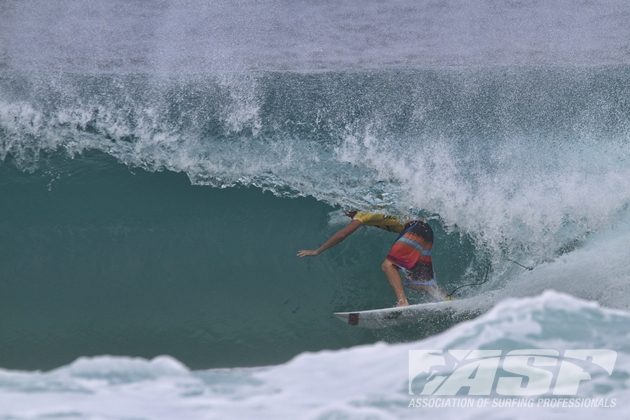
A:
0,101,46,164
335,128,630,263
216,73,262,135
59,355,189,382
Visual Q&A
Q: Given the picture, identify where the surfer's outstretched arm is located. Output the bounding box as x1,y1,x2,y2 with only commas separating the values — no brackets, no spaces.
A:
297,220,363,257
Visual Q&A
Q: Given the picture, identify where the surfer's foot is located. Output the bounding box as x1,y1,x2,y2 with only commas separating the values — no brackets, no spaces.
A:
396,298,409,307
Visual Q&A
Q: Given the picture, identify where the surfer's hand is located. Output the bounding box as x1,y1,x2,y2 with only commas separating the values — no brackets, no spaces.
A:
297,249,320,257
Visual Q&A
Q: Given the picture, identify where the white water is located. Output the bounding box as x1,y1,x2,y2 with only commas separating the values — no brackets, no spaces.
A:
1,291,628,419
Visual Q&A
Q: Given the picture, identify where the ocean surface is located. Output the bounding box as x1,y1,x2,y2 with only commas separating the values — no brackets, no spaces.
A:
1,0,629,418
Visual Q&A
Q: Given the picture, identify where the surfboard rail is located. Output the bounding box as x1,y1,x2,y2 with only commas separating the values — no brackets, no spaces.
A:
334,293,494,329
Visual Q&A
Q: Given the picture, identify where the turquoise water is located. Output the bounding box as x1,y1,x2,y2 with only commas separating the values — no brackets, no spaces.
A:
0,153,480,369
1,0,630,418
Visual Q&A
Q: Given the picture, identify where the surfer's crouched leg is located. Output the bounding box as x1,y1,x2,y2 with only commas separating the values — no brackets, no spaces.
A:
406,282,448,301
381,258,409,306
400,267,450,302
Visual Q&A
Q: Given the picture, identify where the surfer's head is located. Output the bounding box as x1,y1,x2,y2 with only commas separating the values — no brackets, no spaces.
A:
344,210,358,219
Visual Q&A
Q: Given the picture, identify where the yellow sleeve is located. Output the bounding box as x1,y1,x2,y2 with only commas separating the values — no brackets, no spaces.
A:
352,212,405,233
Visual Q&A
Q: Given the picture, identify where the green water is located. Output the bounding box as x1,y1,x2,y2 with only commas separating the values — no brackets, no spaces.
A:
0,153,478,369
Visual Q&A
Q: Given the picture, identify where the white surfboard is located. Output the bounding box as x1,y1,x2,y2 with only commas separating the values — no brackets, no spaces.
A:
334,292,496,329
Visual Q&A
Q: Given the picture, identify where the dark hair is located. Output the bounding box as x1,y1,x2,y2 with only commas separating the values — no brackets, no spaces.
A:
344,210,358,218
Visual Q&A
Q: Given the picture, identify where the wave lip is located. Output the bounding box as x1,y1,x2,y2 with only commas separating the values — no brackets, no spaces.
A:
2,69,630,267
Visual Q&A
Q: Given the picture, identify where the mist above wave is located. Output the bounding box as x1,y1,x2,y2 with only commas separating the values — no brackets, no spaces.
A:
3,0,630,73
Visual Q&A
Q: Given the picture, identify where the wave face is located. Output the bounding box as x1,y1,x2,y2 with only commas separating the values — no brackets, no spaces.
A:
1,292,628,419
1,0,630,371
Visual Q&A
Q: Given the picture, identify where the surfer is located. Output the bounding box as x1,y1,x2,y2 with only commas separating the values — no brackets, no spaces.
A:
297,211,448,306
